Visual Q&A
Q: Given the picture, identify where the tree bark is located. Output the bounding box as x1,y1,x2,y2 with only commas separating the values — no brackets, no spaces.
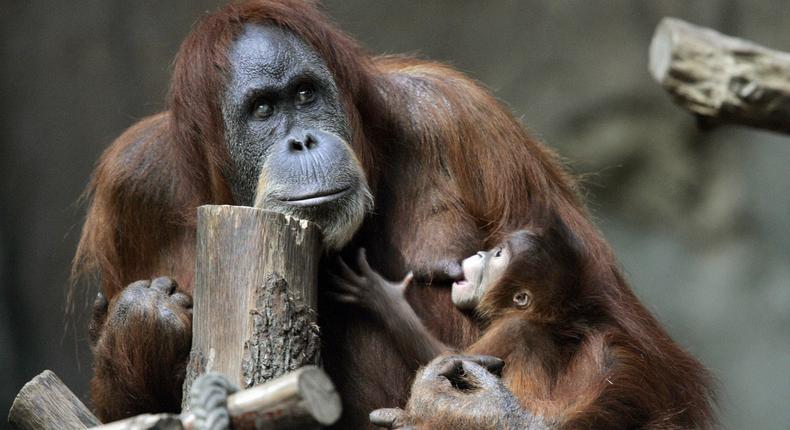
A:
182,206,323,407
7,370,100,430
649,17,790,134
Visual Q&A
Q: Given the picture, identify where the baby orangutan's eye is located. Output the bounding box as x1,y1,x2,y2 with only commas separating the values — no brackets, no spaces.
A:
513,291,530,308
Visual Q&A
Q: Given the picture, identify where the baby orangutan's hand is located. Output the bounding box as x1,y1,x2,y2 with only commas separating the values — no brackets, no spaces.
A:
330,248,414,318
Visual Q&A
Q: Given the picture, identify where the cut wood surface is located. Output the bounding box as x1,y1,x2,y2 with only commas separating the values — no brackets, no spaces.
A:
650,17,790,134
182,206,323,407
7,370,100,430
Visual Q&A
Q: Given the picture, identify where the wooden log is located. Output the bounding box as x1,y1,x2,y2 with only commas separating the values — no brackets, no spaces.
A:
649,17,790,134
89,366,341,430
88,414,183,430
216,365,340,429
182,205,323,407
7,370,100,430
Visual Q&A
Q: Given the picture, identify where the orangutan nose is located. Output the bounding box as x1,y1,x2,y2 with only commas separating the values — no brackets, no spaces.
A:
287,132,318,152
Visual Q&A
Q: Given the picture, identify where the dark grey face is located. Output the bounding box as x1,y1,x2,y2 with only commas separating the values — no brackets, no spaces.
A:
222,24,372,248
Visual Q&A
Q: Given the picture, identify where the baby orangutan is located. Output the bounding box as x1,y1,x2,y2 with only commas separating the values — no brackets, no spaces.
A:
332,218,714,429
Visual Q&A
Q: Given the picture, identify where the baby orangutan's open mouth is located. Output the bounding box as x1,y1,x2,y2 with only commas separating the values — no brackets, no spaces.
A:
452,278,470,290
451,277,479,310
452,270,475,297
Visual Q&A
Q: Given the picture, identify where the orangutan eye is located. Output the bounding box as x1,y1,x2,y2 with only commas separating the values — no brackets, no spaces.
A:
476,252,485,258
295,83,316,106
513,291,530,308
494,248,503,257
252,98,274,119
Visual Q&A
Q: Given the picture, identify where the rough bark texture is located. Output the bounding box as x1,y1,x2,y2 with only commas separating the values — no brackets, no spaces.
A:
243,275,321,387
182,206,323,408
650,17,790,134
7,370,100,430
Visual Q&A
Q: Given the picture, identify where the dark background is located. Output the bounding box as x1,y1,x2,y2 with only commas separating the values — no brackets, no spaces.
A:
1,1,789,429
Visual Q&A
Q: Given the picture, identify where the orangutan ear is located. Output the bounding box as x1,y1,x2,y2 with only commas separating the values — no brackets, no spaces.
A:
512,290,531,309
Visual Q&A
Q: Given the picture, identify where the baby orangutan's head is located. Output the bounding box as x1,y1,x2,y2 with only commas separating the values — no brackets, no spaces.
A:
451,217,584,324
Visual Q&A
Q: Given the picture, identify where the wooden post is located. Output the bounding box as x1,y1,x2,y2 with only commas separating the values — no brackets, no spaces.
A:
7,370,100,430
182,206,324,406
649,17,790,134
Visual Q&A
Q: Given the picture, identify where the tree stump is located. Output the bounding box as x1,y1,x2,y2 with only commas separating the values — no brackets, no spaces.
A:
649,17,790,134
182,206,323,406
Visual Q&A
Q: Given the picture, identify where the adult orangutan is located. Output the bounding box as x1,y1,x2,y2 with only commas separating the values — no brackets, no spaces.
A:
74,0,714,428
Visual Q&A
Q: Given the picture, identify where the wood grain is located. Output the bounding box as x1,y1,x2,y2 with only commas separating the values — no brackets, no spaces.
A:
8,370,100,430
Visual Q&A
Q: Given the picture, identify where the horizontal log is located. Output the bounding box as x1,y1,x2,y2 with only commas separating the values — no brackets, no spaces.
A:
224,365,341,429
649,17,790,134
89,366,341,430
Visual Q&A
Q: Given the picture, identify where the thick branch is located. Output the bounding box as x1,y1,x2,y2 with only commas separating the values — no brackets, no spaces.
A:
8,370,100,430
650,17,790,134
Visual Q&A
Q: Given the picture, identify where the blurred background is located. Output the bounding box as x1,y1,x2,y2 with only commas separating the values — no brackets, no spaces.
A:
1,1,788,428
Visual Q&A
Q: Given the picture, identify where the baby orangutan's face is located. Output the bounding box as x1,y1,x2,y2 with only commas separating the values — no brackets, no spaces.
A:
451,243,511,310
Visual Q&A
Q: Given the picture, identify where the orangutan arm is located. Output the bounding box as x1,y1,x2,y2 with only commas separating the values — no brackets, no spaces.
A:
331,249,449,365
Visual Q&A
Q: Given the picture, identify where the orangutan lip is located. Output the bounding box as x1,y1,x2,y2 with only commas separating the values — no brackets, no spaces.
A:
452,280,469,289
280,187,350,207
